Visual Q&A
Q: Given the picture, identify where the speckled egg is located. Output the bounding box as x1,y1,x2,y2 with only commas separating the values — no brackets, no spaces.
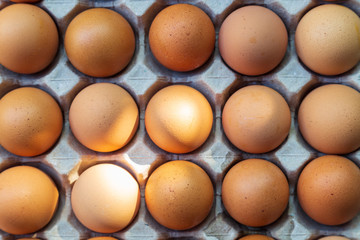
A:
145,160,214,230
69,83,139,152
149,4,215,72
297,155,360,225
0,87,63,157
295,4,360,75
222,159,289,227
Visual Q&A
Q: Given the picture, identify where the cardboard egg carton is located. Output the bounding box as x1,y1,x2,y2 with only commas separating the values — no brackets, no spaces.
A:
0,0,360,239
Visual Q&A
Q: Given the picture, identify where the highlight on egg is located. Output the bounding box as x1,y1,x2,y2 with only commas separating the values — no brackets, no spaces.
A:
145,160,214,230
0,87,63,157
222,159,289,227
71,163,140,233
145,85,213,154
222,85,291,153
0,165,59,234
298,84,360,154
65,8,135,77
219,5,288,76
0,4,59,74
297,155,360,225
295,4,360,75
69,83,139,153
149,3,215,72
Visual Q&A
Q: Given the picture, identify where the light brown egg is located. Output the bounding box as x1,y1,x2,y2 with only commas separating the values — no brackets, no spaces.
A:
69,83,139,152
0,87,63,157
65,8,135,77
71,164,140,233
297,155,360,225
0,4,58,74
295,4,360,75
318,237,350,240
0,166,59,234
222,85,291,153
88,237,118,240
145,160,214,230
239,235,274,240
298,84,360,154
145,85,213,154
222,159,289,227
16,238,42,240
149,4,215,72
219,5,288,76
10,0,41,2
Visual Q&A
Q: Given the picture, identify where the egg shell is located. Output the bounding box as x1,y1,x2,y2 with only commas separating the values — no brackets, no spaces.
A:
219,5,288,76
295,4,360,76
239,235,274,240
149,4,215,72
69,83,139,153
0,4,58,74
10,0,41,2
145,85,213,154
222,85,291,153
65,8,135,77
71,164,140,233
0,87,63,157
297,155,360,225
145,160,214,230
0,166,59,235
222,159,289,227
298,84,360,154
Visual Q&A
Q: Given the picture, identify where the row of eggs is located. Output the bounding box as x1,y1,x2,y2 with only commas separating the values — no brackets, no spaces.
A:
0,3,359,77
0,83,359,157
1,155,360,236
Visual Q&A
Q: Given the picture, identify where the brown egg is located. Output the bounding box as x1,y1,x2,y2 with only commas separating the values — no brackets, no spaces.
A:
297,155,360,225
318,237,350,240
145,85,213,153
298,84,360,154
10,0,41,2
69,83,139,152
295,4,360,75
222,159,289,227
149,4,215,72
239,235,274,240
0,4,58,74
65,8,135,77
71,164,140,233
0,166,59,234
16,239,42,240
222,85,291,153
10,0,40,2
0,87,63,157
145,160,214,230
219,5,288,76
88,238,118,240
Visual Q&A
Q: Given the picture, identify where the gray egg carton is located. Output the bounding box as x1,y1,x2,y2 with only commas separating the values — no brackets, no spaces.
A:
0,0,360,239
